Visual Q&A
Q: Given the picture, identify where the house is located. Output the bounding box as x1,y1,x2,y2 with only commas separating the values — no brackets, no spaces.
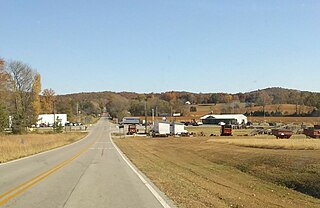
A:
200,114,247,125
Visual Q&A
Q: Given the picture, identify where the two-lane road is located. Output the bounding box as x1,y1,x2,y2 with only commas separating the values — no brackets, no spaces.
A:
0,118,173,208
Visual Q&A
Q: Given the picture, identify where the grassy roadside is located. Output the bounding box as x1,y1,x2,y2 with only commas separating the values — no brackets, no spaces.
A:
0,132,87,163
114,136,320,208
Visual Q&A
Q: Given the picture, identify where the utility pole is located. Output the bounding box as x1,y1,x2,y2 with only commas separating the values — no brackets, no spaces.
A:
144,101,147,134
171,106,174,136
152,108,155,125
263,97,266,121
53,100,56,133
76,103,80,123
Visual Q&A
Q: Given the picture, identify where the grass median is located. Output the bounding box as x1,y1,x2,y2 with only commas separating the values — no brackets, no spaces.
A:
0,132,87,163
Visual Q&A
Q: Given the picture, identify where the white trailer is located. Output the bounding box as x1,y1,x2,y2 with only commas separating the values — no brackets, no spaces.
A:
171,123,188,135
37,114,68,127
152,121,170,137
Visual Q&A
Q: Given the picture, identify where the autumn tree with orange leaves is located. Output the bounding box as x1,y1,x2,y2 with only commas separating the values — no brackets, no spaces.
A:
31,73,41,123
41,88,56,114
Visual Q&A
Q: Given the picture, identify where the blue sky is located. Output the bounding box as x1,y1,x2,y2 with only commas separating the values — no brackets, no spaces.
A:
1,0,320,94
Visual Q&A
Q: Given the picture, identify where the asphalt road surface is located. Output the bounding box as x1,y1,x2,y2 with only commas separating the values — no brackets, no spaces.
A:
0,118,174,208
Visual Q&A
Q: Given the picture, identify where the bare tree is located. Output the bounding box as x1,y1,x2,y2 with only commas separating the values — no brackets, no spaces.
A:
256,91,273,117
106,95,129,120
7,61,37,133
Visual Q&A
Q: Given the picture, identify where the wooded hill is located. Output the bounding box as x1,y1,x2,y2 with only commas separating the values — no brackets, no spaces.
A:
54,87,320,121
3,57,317,131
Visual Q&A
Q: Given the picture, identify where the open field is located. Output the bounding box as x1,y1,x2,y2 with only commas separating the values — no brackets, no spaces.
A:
186,126,276,137
209,138,320,150
0,132,87,163
187,126,320,150
249,116,320,125
114,136,320,208
184,103,314,117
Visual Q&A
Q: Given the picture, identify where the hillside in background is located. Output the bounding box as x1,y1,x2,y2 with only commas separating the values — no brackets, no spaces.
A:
54,87,320,122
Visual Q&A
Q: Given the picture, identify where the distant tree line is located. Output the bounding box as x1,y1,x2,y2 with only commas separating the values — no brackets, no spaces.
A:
3,57,318,128
57,89,320,121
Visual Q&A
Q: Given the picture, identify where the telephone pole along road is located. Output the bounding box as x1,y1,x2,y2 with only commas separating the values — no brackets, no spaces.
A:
0,118,174,208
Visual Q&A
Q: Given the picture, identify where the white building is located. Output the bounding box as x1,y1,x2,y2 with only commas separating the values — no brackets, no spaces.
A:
200,114,247,125
37,114,68,127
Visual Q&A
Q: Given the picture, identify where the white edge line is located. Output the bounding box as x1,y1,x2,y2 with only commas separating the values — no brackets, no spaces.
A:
109,133,172,208
0,131,92,167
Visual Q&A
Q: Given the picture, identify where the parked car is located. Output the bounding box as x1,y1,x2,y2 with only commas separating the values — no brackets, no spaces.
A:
184,122,191,126
39,123,47,127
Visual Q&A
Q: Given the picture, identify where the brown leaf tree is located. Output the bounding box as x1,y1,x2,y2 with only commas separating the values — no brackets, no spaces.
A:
41,88,56,113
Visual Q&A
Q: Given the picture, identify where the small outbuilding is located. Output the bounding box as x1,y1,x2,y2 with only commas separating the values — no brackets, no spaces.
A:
200,114,247,125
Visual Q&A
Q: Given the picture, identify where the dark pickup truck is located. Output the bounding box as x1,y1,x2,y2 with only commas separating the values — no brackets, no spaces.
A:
303,125,320,138
271,129,293,139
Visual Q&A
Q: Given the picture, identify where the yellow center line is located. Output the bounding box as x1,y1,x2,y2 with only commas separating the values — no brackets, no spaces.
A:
0,140,96,206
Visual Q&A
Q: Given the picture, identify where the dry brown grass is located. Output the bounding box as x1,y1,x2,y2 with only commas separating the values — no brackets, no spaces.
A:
187,126,320,150
186,126,258,137
0,132,87,163
249,116,320,125
114,137,320,208
209,137,320,150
